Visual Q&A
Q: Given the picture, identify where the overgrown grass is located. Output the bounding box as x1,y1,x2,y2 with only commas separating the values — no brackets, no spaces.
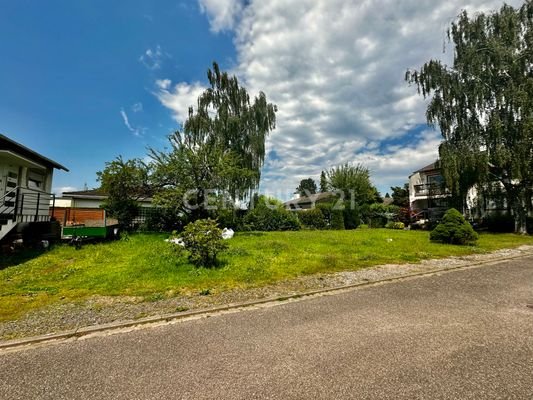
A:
1,230,532,322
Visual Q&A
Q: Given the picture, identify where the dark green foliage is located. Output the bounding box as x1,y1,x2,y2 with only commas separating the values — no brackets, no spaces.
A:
212,208,246,231
180,219,228,267
483,213,515,233
297,208,327,229
316,202,333,226
330,209,345,230
343,202,360,230
295,178,317,196
97,157,151,230
319,171,328,193
406,2,533,233
391,183,409,207
430,208,478,245
141,208,185,232
364,203,400,228
243,204,300,231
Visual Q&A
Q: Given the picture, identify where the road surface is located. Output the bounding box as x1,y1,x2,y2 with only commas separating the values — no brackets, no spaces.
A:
1,257,532,399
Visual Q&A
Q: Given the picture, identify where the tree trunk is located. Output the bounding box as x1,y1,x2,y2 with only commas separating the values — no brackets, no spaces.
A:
511,194,528,235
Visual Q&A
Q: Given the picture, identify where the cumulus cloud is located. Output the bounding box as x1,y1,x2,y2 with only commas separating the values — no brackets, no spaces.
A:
198,0,245,32
154,80,206,124
159,0,523,197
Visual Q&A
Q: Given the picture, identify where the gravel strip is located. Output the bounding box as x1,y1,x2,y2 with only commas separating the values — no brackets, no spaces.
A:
1,245,532,342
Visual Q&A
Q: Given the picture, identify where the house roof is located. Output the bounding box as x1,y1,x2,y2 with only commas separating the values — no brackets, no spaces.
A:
0,133,69,171
62,188,153,202
62,188,108,199
413,161,440,174
284,192,337,206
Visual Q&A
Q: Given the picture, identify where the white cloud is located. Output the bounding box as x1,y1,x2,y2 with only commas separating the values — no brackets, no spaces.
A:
120,108,145,137
154,81,206,124
198,0,245,32
139,45,169,70
160,0,523,197
53,186,78,196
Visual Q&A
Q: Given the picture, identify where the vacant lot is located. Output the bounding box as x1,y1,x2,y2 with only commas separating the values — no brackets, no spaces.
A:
1,230,533,322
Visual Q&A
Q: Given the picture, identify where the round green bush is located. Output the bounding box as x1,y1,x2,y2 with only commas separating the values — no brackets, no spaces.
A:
430,208,478,245
297,208,327,229
180,219,228,267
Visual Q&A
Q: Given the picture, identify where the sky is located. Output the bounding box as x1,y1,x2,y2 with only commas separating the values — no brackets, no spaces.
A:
0,0,523,200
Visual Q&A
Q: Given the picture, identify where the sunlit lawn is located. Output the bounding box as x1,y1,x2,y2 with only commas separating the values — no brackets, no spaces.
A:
1,229,532,322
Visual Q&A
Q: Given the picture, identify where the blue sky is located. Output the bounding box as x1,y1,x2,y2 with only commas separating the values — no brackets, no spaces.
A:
0,0,521,199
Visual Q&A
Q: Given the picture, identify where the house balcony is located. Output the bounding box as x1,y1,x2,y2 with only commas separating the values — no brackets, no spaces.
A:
413,184,451,198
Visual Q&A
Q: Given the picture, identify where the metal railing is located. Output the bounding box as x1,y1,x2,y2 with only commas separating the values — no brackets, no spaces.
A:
0,186,55,223
413,183,450,197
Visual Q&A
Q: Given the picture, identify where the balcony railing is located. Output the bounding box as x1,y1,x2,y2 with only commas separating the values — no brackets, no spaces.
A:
413,183,450,197
0,187,55,223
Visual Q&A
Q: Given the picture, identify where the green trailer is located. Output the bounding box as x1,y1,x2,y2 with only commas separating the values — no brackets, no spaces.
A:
61,224,119,240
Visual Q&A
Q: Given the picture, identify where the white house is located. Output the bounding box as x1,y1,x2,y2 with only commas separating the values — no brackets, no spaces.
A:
0,134,68,241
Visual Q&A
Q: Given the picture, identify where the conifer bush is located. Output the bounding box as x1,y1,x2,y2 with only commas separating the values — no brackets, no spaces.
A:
430,208,478,245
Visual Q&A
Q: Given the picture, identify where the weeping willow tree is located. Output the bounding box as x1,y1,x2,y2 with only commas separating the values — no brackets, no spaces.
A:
151,62,277,219
406,1,533,234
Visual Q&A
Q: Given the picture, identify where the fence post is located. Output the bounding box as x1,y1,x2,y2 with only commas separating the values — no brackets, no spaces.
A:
13,187,20,220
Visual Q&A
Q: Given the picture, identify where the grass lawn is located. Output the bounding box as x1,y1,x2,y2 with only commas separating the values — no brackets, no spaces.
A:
1,229,532,322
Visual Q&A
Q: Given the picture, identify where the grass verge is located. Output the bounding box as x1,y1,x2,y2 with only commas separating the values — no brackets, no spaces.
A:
1,230,532,322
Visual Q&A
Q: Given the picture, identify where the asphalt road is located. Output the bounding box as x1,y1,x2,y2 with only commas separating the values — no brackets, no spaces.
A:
1,257,533,399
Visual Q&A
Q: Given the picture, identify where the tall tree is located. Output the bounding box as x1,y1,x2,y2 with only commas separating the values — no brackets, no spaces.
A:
319,171,328,193
295,178,317,196
327,163,377,205
406,2,533,233
150,62,277,219
96,157,151,229
391,183,409,207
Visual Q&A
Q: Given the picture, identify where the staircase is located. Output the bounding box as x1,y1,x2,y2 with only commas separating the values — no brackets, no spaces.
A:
0,187,56,242
0,187,17,241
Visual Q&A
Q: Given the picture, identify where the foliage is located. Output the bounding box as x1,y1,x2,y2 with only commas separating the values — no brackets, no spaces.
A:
295,178,317,197
385,221,405,230
179,219,228,267
391,183,409,207
330,209,345,230
149,62,277,221
430,208,478,245
297,208,327,229
343,202,360,230
483,213,515,233
96,157,151,229
141,207,185,232
326,163,378,204
243,200,300,231
319,171,328,193
316,202,333,226
364,203,400,228
406,2,533,233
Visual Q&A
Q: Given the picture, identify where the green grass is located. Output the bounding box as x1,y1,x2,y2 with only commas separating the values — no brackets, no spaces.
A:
1,230,532,322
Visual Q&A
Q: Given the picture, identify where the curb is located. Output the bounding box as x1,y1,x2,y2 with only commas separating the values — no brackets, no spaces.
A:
1,251,533,352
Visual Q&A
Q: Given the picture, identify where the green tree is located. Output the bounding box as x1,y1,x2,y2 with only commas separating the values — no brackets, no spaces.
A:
150,62,277,220
96,157,151,229
406,2,533,233
295,178,317,196
391,183,409,207
319,171,328,192
326,163,377,205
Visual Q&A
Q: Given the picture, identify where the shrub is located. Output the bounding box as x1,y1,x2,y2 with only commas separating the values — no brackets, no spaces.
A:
180,219,228,267
297,208,327,229
343,202,360,230
385,221,405,229
141,208,185,232
430,208,478,245
484,212,515,233
316,202,333,226
330,209,345,230
243,205,300,231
